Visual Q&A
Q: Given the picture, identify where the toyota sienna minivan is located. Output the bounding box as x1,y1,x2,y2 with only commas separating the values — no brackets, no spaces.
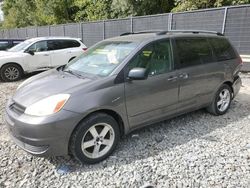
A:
5,30,242,164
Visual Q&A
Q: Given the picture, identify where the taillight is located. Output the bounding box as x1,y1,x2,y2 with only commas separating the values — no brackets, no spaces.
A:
83,48,87,52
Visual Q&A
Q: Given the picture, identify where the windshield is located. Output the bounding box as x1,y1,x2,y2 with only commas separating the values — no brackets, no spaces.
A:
8,40,33,52
64,41,138,77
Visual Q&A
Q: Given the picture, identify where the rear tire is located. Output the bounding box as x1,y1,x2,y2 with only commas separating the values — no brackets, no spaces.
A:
69,113,120,164
0,64,23,82
206,84,232,115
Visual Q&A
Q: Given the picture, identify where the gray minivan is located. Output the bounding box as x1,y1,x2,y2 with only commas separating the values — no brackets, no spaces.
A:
5,30,242,164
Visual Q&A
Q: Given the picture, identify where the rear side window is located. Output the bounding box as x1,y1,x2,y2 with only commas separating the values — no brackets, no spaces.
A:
63,40,81,48
175,38,213,68
209,38,237,61
48,40,80,50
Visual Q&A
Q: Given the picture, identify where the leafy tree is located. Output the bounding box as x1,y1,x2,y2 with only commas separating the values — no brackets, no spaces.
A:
2,0,36,28
72,0,112,22
111,0,175,18
34,0,74,25
173,0,250,12
2,0,250,28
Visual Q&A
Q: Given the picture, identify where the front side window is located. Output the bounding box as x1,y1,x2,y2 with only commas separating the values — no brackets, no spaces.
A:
64,41,138,77
209,38,237,61
28,41,48,52
8,40,33,52
128,40,172,76
175,38,213,68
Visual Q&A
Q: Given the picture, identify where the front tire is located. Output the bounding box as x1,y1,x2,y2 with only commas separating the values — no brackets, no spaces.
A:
69,113,120,164
0,64,23,82
206,84,232,115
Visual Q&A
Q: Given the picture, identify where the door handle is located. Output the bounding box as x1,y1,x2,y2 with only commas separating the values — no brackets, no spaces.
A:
43,54,49,56
179,73,189,79
167,76,178,81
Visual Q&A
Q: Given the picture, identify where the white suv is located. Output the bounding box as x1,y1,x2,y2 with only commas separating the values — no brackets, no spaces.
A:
0,37,87,82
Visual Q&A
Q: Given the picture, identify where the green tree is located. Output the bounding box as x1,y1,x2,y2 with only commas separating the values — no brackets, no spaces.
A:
111,0,175,18
34,0,74,25
2,0,36,28
73,0,112,22
172,0,250,12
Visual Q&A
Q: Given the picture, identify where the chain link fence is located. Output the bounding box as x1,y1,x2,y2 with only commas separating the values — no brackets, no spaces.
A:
0,4,250,70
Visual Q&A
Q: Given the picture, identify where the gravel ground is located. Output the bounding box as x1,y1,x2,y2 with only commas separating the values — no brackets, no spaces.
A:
0,73,250,188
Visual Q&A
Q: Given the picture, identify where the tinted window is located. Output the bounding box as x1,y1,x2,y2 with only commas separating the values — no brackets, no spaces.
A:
209,38,237,61
0,41,10,50
128,40,171,76
175,38,213,68
47,40,80,50
28,41,48,52
63,40,80,48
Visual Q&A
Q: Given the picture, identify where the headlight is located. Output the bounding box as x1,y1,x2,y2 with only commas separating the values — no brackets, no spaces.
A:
24,94,70,116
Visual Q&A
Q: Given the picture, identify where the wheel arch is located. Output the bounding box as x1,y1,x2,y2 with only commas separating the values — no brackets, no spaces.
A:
71,109,125,139
0,62,24,72
222,81,234,97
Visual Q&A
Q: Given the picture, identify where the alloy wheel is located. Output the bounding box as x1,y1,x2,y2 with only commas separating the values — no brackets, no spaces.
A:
217,89,231,112
81,123,115,159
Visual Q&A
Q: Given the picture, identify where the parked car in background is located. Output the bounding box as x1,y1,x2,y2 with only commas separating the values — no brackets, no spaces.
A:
5,30,242,164
0,37,87,82
0,39,24,51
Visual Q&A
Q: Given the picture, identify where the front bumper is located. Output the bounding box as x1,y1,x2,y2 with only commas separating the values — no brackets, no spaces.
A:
232,75,242,98
4,99,82,157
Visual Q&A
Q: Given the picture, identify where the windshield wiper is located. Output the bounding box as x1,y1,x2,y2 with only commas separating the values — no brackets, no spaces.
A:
63,69,83,78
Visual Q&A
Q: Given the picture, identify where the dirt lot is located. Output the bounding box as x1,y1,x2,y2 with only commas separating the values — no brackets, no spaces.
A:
0,73,250,188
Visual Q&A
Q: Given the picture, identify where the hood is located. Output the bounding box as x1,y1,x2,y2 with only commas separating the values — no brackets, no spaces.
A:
13,69,93,107
0,51,23,58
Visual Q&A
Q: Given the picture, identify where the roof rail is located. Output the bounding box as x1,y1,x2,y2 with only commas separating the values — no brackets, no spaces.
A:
120,30,164,36
156,30,224,36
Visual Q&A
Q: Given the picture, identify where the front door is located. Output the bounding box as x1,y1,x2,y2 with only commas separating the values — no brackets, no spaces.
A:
25,40,51,71
124,40,179,128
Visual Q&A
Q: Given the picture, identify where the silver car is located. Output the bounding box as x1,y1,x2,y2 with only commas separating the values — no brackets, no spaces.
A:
5,30,242,164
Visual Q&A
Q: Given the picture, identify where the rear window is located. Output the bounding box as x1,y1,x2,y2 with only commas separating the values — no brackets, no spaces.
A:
175,38,213,68
209,38,237,61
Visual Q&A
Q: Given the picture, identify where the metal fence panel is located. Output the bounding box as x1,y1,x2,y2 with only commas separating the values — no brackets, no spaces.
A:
225,6,250,54
50,25,64,36
82,22,103,47
104,18,131,38
64,23,80,38
0,30,3,38
3,29,9,38
1,4,250,59
17,28,27,39
26,27,37,38
9,29,18,38
172,9,225,32
37,26,50,37
133,14,169,32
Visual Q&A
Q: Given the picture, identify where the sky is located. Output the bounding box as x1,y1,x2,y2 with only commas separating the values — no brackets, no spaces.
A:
0,2,3,21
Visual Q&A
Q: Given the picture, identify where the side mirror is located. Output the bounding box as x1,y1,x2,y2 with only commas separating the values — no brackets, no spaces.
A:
128,68,148,80
26,50,35,56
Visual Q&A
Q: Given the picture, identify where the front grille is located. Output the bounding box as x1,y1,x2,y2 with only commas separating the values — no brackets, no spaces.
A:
9,102,25,115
